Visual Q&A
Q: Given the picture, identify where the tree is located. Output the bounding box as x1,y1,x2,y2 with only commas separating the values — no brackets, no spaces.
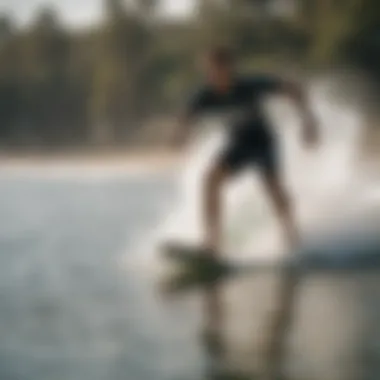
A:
0,0,378,150
17,6,71,145
0,13,14,44
89,0,153,144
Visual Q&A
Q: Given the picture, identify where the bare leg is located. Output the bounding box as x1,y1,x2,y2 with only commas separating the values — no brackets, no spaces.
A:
202,161,230,255
261,172,299,250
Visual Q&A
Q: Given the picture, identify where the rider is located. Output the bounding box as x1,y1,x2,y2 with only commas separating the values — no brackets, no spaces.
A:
175,46,318,257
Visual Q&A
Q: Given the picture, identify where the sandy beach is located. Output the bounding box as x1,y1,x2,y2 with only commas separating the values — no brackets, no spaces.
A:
0,148,183,174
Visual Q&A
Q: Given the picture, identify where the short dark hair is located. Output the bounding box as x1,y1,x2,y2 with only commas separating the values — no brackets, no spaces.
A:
207,46,234,67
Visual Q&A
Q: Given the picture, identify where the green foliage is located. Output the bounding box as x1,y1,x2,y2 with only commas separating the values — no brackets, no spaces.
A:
0,0,377,149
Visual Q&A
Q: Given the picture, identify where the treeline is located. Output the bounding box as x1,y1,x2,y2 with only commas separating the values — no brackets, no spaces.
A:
0,0,378,149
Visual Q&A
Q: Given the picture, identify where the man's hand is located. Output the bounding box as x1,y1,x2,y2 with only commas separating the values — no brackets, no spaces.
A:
280,80,319,149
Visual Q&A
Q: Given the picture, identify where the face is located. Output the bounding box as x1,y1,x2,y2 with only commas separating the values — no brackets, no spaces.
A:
202,54,233,91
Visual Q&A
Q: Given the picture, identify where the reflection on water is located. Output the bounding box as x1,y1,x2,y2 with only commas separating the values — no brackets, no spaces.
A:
164,262,380,380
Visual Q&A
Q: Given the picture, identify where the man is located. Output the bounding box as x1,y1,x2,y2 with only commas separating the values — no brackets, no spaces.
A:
175,46,318,257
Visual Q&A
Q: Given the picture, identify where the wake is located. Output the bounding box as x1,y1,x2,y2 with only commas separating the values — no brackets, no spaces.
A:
133,77,380,274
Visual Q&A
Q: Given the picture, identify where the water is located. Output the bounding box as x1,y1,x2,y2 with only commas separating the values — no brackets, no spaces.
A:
0,170,207,380
0,158,380,380
1,79,380,380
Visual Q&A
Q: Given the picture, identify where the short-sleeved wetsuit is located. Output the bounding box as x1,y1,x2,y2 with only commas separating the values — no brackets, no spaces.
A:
187,75,283,176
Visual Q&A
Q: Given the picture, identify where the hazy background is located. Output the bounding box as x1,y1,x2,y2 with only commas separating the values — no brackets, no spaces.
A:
0,0,379,152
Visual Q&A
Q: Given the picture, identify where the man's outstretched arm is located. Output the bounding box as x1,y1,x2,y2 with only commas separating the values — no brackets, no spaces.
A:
171,87,209,148
279,81,319,147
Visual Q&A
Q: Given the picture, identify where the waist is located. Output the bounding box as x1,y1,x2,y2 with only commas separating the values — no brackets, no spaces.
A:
229,121,272,141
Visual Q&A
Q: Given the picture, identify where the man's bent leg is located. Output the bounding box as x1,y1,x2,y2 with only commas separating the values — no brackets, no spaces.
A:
202,161,230,255
261,172,300,250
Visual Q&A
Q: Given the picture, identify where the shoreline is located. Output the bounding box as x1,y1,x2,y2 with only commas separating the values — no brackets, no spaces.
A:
0,149,183,172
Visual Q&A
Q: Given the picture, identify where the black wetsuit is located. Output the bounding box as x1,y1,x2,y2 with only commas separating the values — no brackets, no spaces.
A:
187,75,282,176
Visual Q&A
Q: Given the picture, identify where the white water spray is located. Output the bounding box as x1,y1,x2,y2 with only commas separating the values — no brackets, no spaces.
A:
135,77,380,273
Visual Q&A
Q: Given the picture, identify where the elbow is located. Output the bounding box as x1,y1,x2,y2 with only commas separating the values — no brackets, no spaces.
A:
284,81,304,102
284,83,308,107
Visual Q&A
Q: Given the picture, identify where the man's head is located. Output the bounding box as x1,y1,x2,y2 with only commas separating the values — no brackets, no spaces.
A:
202,46,235,91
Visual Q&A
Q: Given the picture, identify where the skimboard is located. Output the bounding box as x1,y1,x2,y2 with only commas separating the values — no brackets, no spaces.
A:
159,240,377,293
160,241,297,272
158,241,299,293
159,242,236,293
160,242,241,273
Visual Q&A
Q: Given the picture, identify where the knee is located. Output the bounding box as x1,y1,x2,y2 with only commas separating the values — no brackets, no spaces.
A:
268,183,291,211
275,189,292,212
203,166,225,195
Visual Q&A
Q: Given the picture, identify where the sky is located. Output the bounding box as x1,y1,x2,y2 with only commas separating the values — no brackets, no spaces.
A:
0,0,195,27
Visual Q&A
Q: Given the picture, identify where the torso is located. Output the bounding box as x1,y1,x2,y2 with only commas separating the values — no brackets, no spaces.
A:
190,75,281,142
